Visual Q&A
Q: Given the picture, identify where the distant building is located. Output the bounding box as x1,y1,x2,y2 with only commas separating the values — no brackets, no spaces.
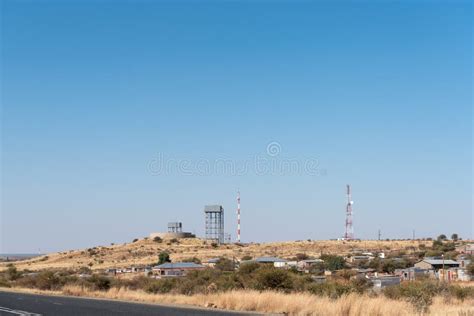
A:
371,276,401,291
152,262,205,277
415,258,460,271
456,243,474,255
149,221,195,240
457,256,471,269
203,258,221,268
254,257,288,268
438,268,472,282
204,205,225,244
353,268,376,278
312,275,326,283
348,255,373,263
105,268,117,275
297,259,324,272
395,267,432,281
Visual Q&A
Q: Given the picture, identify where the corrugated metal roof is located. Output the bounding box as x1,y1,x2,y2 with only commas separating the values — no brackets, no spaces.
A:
255,256,288,263
154,262,205,269
422,259,459,265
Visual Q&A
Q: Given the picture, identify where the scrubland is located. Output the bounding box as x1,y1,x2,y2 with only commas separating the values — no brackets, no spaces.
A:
0,238,433,271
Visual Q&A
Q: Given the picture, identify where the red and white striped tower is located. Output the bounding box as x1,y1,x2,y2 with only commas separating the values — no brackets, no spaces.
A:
344,184,354,240
237,190,241,243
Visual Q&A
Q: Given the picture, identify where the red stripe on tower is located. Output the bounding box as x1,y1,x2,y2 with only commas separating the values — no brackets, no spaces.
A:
237,190,241,243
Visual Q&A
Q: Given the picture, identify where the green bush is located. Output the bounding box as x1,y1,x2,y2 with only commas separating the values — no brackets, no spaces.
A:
6,265,21,281
466,262,474,276
16,271,70,291
0,278,11,288
448,285,474,301
383,281,445,313
144,278,177,294
214,258,235,272
158,252,171,265
182,257,201,264
253,267,294,292
87,274,111,291
238,262,260,275
350,277,372,294
319,255,346,271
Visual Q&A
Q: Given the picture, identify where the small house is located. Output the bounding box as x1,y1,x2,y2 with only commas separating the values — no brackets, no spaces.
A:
371,276,401,291
152,262,205,277
395,267,432,281
456,244,474,255
415,258,460,271
254,257,288,268
297,259,324,272
203,258,221,268
348,255,373,263
105,268,117,275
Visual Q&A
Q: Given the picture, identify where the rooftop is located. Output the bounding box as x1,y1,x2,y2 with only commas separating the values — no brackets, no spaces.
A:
154,262,205,269
255,256,288,263
422,259,459,265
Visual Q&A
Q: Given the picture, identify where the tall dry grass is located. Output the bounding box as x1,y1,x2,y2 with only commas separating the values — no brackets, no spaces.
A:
7,285,468,316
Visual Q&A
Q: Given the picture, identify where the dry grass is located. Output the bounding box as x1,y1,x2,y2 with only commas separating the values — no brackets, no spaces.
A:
3,286,473,316
0,238,437,272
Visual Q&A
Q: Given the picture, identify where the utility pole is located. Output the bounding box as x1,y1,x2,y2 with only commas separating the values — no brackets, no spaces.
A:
378,229,381,241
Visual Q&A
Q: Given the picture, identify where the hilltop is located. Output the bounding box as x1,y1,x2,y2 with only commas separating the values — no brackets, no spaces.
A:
1,238,433,272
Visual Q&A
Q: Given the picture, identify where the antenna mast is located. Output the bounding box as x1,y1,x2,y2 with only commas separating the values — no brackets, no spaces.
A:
237,190,241,243
344,184,354,240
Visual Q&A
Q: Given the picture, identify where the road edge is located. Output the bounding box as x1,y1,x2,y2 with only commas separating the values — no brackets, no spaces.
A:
0,287,263,315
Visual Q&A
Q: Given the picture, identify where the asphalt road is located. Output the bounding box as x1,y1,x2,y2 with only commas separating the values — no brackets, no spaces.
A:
0,291,260,316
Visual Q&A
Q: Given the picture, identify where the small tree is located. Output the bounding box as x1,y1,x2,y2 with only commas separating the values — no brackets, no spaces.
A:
182,257,201,264
6,265,21,281
466,262,474,277
451,233,459,241
320,255,346,271
158,252,171,265
437,234,447,241
255,267,294,292
309,262,325,276
215,258,235,271
295,253,309,261
153,236,163,243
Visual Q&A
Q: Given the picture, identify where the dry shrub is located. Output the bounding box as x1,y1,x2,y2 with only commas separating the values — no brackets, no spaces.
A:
6,286,474,315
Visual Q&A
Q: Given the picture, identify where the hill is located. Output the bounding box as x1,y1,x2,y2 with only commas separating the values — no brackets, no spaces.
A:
1,238,432,272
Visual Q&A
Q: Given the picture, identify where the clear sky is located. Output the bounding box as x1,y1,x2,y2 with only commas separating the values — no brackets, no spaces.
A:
1,1,472,253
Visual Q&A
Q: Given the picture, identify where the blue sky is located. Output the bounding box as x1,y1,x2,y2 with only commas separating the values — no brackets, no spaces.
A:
1,1,472,253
